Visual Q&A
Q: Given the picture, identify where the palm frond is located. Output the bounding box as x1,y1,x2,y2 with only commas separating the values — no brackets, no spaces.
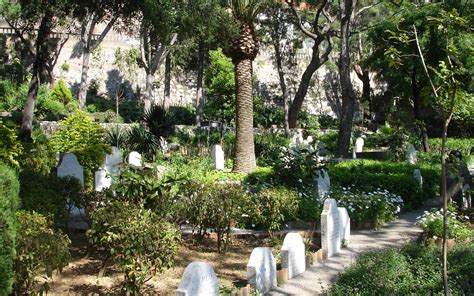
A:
228,0,262,23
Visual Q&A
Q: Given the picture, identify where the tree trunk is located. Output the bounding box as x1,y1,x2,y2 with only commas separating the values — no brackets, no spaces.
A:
78,47,91,110
273,42,289,136
20,15,52,142
335,0,357,158
195,43,205,126
440,118,450,295
233,58,256,173
411,66,430,152
144,71,155,113
288,44,322,128
163,55,171,109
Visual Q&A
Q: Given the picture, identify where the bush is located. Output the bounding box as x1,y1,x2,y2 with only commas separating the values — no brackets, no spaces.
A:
254,132,290,167
13,211,71,295
0,164,20,295
297,111,320,132
329,160,437,209
317,133,338,156
125,125,160,158
0,119,23,168
88,202,181,293
318,114,339,129
0,80,27,112
416,205,472,241
19,140,56,175
50,79,72,104
176,181,250,252
427,138,473,163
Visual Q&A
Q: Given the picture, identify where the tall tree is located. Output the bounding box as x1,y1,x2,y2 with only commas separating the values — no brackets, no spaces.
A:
227,0,262,173
74,0,137,110
285,0,335,128
0,0,71,142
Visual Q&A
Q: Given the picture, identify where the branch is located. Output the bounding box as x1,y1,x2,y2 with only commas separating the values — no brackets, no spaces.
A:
91,14,119,52
139,27,149,72
5,18,35,55
356,1,382,18
287,1,318,40
318,35,332,67
413,25,438,98
149,33,178,73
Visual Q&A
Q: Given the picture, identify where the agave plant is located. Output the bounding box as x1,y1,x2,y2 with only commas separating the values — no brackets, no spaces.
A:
106,125,129,148
126,125,160,158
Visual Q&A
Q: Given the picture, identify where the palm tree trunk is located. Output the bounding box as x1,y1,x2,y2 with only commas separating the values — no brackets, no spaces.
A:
233,58,256,173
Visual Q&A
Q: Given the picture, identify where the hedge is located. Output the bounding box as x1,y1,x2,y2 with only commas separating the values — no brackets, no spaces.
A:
0,163,20,295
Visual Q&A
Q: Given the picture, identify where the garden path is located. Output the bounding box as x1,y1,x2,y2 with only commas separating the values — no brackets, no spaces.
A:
268,198,439,296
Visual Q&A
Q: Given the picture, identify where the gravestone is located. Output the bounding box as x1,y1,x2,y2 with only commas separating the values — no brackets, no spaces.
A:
406,144,417,164
94,169,111,192
352,150,357,159
355,137,364,153
176,262,219,296
281,232,305,279
106,146,122,169
321,199,341,258
315,169,330,200
127,151,142,167
462,184,471,209
317,141,327,156
57,153,84,187
95,147,123,192
413,169,423,188
338,207,350,243
247,247,277,294
211,145,225,170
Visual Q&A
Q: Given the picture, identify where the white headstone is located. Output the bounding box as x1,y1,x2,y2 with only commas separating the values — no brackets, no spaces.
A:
211,145,225,170
94,169,111,192
127,151,142,167
316,169,330,200
413,169,423,187
321,199,341,258
338,207,350,243
106,146,122,169
355,137,364,153
281,232,305,279
176,262,219,296
57,153,84,187
95,147,123,192
406,144,417,164
247,247,277,294
462,184,471,209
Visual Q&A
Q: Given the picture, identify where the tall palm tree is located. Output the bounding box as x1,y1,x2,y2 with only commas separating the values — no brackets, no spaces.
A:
228,0,261,173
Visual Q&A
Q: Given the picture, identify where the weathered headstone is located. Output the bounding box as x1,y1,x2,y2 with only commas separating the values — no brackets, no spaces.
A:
106,146,122,169
281,232,305,279
247,247,277,294
95,147,122,192
94,169,111,192
338,207,350,244
127,151,142,167
462,184,471,209
355,137,364,153
315,169,330,200
406,144,417,164
413,169,423,188
176,262,219,296
211,145,225,170
57,153,84,187
321,199,341,258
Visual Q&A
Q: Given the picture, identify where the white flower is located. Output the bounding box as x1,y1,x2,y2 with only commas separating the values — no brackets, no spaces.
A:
433,236,438,240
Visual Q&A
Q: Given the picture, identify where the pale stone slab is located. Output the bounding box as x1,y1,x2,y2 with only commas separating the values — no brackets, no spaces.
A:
211,145,225,170
355,137,364,153
406,144,417,164
338,207,350,243
95,147,122,192
315,169,330,200
57,153,84,187
413,169,423,188
127,151,142,167
281,232,305,279
176,262,219,296
94,169,111,192
321,199,341,258
247,247,277,294
106,146,122,168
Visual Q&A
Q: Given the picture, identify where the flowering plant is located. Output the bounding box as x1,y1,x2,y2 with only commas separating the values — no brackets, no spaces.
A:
415,205,472,240
330,187,404,229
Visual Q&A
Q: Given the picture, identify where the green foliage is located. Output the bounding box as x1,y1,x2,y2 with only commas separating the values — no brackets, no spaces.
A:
50,79,72,104
318,114,339,129
317,133,338,156
203,48,235,125
13,211,71,295
19,139,56,175
50,110,111,185
426,138,473,163
297,111,320,132
126,125,160,158
416,205,472,241
254,97,283,128
329,160,438,209
0,119,23,168
0,164,20,295
254,132,290,167
88,201,181,293
176,181,250,252
329,241,474,295
0,80,27,112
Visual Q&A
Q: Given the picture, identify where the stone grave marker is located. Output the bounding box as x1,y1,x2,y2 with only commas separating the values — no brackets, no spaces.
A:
281,232,305,279
413,169,423,188
247,247,277,294
321,199,341,258
127,151,142,167
338,207,351,244
106,146,122,169
355,137,364,153
406,144,417,164
317,141,327,156
95,147,122,192
176,262,219,296
57,153,84,187
315,169,330,200
211,145,225,170
94,169,111,192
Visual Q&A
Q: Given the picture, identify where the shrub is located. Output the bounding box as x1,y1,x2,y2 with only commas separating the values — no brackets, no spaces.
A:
297,111,320,132
427,138,473,163
0,164,20,295
50,79,72,104
50,110,111,187
125,125,160,158
13,211,71,295
0,80,27,112
317,133,338,156
19,141,56,175
176,181,250,252
254,132,290,167
88,202,181,293
415,205,472,241
318,114,339,129
330,187,404,228
0,119,23,168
